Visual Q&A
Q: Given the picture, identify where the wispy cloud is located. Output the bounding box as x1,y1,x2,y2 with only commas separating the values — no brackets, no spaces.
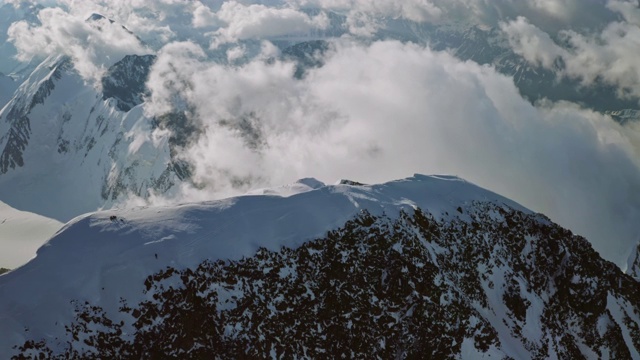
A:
502,13,640,101
210,1,329,47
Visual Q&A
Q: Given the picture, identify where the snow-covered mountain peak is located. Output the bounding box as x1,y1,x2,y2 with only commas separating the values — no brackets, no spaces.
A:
0,52,180,221
86,13,112,23
295,177,326,189
4,174,640,358
28,173,520,265
244,177,326,197
0,174,524,350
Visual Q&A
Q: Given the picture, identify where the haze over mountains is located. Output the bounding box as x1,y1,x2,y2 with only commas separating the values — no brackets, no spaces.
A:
2,0,640,265
1,0,640,358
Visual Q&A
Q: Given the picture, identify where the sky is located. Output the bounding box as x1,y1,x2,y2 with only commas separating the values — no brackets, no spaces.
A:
2,0,640,266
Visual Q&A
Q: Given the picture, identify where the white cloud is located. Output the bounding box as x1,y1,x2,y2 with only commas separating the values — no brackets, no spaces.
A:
144,39,640,265
501,16,567,69
226,44,247,63
288,0,613,32
211,1,329,47
529,0,575,20
145,41,207,116
343,11,381,38
560,21,640,99
192,2,219,28
286,0,442,37
290,0,442,22
502,15,640,100
7,6,149,83
433,0,616,31
608,0,640,26
5,0,223,50
83,0,201,47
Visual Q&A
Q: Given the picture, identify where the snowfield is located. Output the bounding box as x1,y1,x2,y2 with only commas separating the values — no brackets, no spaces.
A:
0,200,62,269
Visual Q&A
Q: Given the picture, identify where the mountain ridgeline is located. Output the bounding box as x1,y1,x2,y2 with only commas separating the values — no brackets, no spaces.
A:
5,176,640,359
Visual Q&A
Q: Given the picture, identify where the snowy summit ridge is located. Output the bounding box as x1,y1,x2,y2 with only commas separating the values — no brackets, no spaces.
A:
1,174,521,353
3,174,640,359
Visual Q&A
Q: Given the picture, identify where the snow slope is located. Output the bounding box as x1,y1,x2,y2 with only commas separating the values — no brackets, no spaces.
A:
0,54,178,221
0,200,62,269
0,174,525,354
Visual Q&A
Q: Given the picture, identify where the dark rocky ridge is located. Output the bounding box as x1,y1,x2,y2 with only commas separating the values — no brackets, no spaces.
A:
101,54,156,112
14,202,640,359
281,40,331,79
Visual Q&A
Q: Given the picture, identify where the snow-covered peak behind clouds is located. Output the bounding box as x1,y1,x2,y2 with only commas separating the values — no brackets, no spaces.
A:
2,0,640,268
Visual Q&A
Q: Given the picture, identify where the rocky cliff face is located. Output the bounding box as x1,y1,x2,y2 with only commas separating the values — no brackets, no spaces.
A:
102,54,155,112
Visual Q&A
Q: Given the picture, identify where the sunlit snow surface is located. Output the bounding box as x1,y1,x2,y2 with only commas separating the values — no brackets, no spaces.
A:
0,174,526,354
0,54,175,221
0,200,61,269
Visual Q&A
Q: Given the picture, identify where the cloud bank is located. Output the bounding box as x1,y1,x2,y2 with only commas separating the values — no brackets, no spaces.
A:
503,15,640,101
211,1,329,46
141,39,640,265
3,0,640,266
7,6,149,82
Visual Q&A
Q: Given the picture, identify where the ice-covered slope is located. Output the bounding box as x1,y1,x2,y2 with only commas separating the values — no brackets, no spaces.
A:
0,200,61,269
0,54,180,221
3,174,640,359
